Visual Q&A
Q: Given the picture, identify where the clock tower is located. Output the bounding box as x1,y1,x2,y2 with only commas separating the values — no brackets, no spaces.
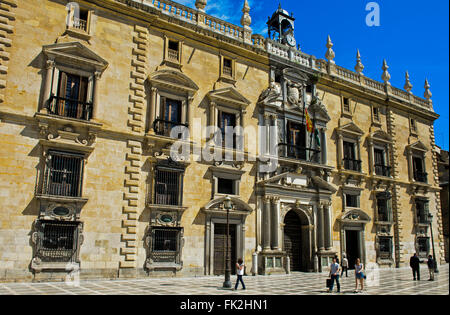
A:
267,4,296,48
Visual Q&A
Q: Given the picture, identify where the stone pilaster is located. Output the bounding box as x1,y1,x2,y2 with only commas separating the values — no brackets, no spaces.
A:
0,0,17,103
119,140,142,274
262,196,271,251
128,24,148,134
271,197,280,250
386,108,405,267
429,125,445,264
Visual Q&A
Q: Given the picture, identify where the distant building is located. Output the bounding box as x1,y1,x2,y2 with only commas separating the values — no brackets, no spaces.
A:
436,147,449,262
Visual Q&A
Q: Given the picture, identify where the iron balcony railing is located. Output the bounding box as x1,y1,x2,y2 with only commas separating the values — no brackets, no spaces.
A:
47,95,92,121
41,151,84,198
343,158,362,172
414,170,428,183
153,119,188,138
36,221,79,262
375,164,391,177
278,143,321,162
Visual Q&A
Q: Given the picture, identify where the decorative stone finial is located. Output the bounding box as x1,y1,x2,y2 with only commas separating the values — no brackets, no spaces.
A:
424,79,432,100
354,49,364,75
240,0,252,29
381,59,391,85
195,0,207,11
325,35,335,64
404,71,413,93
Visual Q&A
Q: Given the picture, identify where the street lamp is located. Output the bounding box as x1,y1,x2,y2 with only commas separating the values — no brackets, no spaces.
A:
427,213,439,273
222,195,233,289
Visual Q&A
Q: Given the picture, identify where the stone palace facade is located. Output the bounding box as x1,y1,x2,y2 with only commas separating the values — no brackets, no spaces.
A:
0,0,445,281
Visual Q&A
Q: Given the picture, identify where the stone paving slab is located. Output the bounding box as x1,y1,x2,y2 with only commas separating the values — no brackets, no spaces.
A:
0,264,448,295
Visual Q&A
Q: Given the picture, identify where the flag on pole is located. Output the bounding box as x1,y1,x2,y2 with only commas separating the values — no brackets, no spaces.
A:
305,107,314,133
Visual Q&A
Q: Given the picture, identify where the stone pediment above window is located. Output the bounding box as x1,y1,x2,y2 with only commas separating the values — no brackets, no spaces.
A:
407,140,428,153
148,69,199,96
369,130,393,144
43,42,108,73
207,87,251,110
202,196,253,216
340,209,371,224
337,122,364,138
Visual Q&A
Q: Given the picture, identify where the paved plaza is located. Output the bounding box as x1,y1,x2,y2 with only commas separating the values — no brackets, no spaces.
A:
0,264,448,295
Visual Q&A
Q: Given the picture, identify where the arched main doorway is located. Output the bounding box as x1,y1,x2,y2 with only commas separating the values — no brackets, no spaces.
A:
283,210,310,272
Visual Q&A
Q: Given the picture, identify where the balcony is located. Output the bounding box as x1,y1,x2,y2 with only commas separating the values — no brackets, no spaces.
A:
72,17,87,32
167,48,179,61
47,95,92,121
153,119,188,138
413,170,428,183
343,158,362,172
279,143,321,163
375,164,391,177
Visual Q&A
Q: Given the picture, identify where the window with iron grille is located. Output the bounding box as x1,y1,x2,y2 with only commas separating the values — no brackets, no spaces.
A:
416,199,429,224
417,237,430,256
378,236,392,259
42,150,84,198
376,193,392,222
154,166,184,206
151,227,181,263
36,220,79,262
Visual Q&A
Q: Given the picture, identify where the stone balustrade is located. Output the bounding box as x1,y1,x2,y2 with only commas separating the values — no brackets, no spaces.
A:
123,0,433,113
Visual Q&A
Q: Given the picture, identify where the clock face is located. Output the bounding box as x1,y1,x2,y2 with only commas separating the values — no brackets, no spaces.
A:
286,34,296,47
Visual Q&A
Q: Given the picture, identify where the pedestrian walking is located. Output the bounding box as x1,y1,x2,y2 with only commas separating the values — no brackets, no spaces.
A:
409,253,422,281
334,254,340,264
234,258,246,290
427,255,435,281
354,258,365,293
341,254,348,277
328,257,341,293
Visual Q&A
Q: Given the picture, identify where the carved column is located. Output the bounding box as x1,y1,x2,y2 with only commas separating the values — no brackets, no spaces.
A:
318,203,325,251
407,149,413,181
263,196,271,251
337,133,343,169
148,87,157,133
264,113,271,155
323,202,332,251
368,138,375,175
41,59,55,113
271,197,280,250
271,114,278,156
188,96,194,140
92,71,102,120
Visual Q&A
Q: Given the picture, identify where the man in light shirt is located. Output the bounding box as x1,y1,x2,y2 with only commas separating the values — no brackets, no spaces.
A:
328,257,341,293
341,254,349,277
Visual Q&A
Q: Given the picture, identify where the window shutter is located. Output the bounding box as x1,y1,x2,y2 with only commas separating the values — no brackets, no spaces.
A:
78,77,88,119
424,201,429,218
160,96,166,119
387,197,393,222
57,72,68,115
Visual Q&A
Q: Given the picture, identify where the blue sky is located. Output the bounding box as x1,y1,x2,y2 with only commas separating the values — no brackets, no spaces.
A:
177,0,449,150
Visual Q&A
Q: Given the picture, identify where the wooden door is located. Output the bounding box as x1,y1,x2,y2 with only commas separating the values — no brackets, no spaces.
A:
284,211,302,271
213,223,236,276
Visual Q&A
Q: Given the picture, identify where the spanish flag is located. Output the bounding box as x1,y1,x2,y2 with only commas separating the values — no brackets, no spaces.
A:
305,107,314,133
